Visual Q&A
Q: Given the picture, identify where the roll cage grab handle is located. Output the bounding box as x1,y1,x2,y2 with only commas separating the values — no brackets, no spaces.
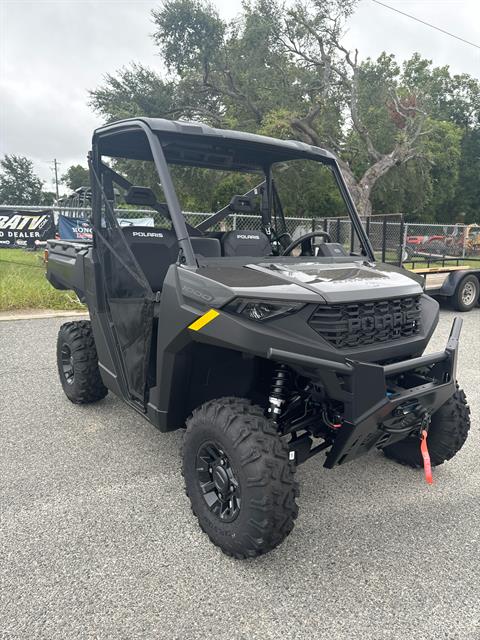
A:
91,120,375,265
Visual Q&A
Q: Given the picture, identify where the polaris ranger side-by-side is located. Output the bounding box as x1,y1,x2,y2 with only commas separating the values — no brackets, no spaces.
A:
46,118,470,558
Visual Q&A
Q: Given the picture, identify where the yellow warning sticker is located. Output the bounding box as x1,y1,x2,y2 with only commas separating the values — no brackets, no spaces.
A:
188,308,220,331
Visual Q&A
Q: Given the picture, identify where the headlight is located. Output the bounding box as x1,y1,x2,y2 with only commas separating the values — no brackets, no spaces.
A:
223,298,304,321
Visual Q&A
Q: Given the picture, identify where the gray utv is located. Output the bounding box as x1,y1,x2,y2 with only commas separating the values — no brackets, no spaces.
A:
46,118,470,558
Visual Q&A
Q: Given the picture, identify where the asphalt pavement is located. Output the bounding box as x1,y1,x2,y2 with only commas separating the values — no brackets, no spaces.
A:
1,308,479,640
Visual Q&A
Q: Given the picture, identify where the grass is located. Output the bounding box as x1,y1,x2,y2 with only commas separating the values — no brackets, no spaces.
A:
0,249,85,311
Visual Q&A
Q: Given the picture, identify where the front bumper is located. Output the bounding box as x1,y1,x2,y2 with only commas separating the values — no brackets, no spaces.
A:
268,318,462,467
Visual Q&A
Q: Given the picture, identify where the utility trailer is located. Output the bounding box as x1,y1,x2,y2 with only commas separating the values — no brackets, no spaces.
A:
406,258,480,312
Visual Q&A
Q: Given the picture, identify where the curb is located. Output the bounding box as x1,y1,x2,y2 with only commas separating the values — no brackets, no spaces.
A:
0,310,89,322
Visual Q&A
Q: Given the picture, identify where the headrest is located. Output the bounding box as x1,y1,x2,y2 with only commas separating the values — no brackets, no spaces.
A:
221,229,271,257
122,227,177,248
190,237,221,258
315,242,348,257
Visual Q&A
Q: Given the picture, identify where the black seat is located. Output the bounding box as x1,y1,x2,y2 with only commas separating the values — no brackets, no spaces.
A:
221,230,272,257
205,231,225,242
315,242,348,257
190,236,221,258
122,227,178,291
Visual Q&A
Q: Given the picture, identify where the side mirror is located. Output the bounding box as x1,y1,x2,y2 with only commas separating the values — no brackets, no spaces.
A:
124,186,157,207
229,194,256,214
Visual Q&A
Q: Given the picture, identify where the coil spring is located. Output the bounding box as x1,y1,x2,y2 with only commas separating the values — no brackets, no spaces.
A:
268,364,291,419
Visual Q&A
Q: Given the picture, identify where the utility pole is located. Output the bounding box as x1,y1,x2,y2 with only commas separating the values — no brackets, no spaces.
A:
52,159,60,200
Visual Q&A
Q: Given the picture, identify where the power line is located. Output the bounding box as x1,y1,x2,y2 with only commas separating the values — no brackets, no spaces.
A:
371,0,480,50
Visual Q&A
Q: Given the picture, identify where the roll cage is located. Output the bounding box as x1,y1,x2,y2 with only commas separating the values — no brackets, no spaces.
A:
90,117,375,264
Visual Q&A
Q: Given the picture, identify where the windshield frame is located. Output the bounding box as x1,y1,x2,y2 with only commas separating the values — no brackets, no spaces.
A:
92,119,375,265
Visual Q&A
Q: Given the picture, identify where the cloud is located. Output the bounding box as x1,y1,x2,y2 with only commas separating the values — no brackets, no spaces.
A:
1,0,160,191
1,0,478,193
345,0,480,76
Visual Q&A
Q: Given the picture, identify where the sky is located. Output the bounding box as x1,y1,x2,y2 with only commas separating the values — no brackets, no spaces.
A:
1,0,479,193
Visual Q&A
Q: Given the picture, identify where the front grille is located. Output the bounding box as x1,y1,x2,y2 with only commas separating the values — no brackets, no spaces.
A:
308,296,422,349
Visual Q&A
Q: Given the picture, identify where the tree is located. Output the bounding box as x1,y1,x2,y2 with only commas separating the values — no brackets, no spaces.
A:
90,63,181,122
89,0,480,221
61,164,90,192
0,155,44,205
146,0,434,215
369,59,479,222
40,191,57,206
452,129,480,223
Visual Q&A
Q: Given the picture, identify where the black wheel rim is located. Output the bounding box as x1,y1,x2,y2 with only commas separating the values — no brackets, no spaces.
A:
196,441,241,522
60,344,74,385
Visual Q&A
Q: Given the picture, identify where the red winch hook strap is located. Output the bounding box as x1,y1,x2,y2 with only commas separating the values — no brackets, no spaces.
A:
420,429,433,485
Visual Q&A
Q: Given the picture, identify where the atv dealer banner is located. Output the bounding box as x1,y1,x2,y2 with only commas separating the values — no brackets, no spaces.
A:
58,215,154,240
0,209,55,247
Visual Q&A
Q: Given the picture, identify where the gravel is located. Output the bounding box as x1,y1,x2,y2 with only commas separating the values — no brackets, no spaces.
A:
1,308,479,640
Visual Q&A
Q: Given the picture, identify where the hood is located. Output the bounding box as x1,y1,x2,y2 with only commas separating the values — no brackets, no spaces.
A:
191,259,423,306
244,260,423,303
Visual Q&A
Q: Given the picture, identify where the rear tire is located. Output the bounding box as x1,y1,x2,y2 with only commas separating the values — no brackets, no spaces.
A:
383,388,470,468
182,397,298,559
451,275,479,312
56,320,108,404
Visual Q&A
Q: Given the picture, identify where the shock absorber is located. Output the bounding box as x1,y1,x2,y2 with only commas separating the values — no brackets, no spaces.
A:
268,364,291,421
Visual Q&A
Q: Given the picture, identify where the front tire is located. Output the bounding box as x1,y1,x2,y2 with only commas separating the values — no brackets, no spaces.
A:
383,388,470,468
56,320,108,404
182,397,298,559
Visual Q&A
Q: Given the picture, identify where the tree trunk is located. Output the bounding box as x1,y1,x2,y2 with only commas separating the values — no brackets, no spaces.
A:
337,151,407,216
357,189,373,217
290,116,409,217
334,158,372,216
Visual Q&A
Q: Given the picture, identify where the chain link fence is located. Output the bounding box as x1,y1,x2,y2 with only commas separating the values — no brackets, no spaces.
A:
402,222,480,263
2,204,479,266
182,211,406,264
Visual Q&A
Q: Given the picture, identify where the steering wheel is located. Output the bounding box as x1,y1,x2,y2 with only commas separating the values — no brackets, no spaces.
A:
282,231,332,256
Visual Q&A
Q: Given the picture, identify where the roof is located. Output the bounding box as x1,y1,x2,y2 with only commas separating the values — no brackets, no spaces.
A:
93,117,336,171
